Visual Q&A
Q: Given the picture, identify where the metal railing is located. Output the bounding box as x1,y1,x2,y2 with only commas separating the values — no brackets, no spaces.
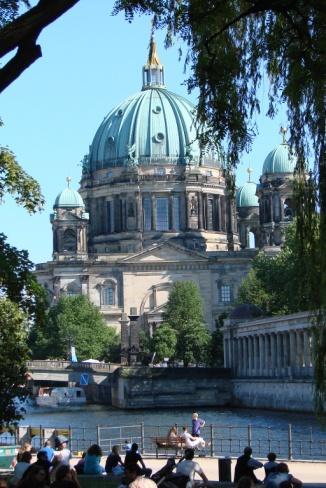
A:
0,423,325,461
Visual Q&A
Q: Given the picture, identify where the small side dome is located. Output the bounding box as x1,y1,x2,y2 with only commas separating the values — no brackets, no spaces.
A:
230,303,263,320
236,181,258,208
262,143,296,174
54,179,84,209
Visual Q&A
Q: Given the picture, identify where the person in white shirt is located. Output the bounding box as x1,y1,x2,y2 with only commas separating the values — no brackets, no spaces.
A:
180,427,206,450
176,448,208,487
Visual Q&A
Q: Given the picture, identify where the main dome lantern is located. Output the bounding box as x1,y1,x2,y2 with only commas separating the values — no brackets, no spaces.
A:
88,37,218,172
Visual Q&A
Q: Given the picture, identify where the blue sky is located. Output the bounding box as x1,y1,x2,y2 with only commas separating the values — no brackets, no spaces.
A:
0,0,288,263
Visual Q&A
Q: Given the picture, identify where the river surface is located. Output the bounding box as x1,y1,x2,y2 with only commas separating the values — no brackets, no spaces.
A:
17,405,326,460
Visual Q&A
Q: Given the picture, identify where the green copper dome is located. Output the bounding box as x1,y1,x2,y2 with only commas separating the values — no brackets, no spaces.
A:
88,39,219,172
236,181,258,208
262,143,296,174
54,187,84,209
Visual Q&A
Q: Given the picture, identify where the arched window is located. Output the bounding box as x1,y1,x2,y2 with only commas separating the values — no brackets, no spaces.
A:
102,283,115,306
62,229,77,252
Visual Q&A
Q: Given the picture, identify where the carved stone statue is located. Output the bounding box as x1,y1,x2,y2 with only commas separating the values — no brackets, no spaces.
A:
190,195,198,216
126,143,138,167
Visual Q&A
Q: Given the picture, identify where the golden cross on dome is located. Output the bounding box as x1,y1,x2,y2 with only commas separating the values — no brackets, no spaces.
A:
280,126,288,144
66,176,72,188
247,166,253,182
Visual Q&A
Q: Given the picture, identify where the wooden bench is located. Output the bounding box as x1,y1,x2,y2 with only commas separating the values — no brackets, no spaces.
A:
152,436,185,458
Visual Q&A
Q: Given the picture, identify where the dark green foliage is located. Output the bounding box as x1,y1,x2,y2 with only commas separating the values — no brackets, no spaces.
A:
0,233,47,323
151,324,177,362
0,299,29,428
0,147,44,213
29,295,120,361
164,281,210,366
238,223,314,315
207,314,225,367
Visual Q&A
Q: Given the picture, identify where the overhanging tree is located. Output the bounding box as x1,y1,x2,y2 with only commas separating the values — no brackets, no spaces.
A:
0,138,46,427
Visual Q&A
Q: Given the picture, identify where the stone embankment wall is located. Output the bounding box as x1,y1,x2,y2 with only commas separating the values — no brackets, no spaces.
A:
231,378,314,412
111,367,232,409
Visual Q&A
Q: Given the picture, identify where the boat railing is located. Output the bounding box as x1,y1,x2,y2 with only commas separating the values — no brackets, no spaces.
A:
1,423,326,461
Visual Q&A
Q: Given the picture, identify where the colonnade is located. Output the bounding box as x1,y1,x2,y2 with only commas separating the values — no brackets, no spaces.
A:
224,321,313,378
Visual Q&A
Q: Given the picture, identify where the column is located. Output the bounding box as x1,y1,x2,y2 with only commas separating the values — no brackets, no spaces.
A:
238,338,243,376
296,330,303,373
243,337,248,376
270,333,277,375
264,334,269,376
228,337,233,371
303,330,311,372
217,195,222,231
119,313,130,365
259,335,264,376
185,192,189,230
276,333,282,376
289,330,297,377
198,192,204,230
136,191,142,231
253,335,258,376
233,338,238,375
248,336,253,376
151,194,156,230
169,194,174,230
283,332,289,374
223,338,228,368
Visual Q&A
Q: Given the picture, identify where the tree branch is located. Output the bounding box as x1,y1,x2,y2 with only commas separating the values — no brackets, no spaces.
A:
0,0,80,91
0,35,41,93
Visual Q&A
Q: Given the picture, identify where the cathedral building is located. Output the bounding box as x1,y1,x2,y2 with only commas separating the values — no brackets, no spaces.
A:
35,39,296,354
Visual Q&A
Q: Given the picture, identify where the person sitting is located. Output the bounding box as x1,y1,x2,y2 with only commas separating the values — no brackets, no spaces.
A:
83,444,104,475
39,441,55,464
119,464,156,488
124,443,152,477
237,476,255,488
50,465,80,488
266,463,302,488
105,445,124,475
54,438,71,466
180,427,205,450
10,451,32,486
176,448,208,487
234,447,263,483
167,425,178,442
17,464,49,488
74,453,86,475
264,453,279,481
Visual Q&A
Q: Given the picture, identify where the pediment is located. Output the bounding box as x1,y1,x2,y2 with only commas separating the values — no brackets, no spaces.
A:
120,241,208,264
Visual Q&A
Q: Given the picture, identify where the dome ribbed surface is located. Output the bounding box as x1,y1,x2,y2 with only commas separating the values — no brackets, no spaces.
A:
262,143,296,174
236,181,258,208
54,188,84,209
89,88,213,170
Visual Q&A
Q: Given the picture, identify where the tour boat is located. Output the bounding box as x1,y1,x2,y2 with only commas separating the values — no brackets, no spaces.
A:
36,387,86,408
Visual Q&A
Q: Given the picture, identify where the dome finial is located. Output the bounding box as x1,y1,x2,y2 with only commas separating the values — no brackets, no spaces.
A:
280,126,288,144
66,176,72,188
247,166,253,182
148,34,161,66
142,28,165,89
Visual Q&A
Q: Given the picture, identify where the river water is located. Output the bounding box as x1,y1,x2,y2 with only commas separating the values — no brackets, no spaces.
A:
18,405,326,461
